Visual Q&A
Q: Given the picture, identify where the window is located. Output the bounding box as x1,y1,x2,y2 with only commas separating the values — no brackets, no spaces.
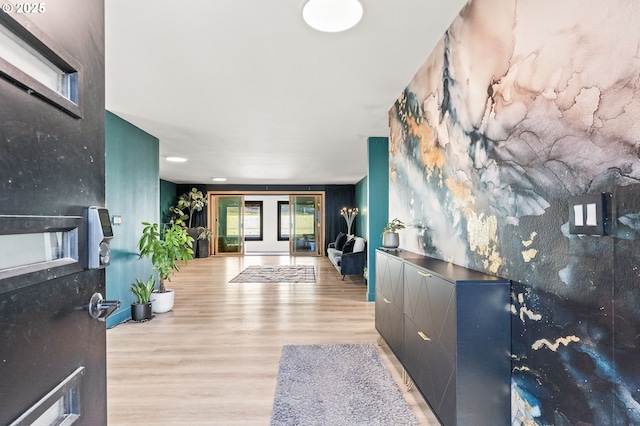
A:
225,206,240,236
0,231,67,270
0,12,82,118
10,366,84,425
0,215,82,295
277,201,290,241
244,201,263,241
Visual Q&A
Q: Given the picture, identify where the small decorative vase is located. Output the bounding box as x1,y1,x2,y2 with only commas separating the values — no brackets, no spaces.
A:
131,302,152,321
382,232,399,249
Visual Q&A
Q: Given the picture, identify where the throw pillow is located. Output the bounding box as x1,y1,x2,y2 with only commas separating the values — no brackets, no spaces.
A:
342,238,356,254
353,237,366,253
335,232,348,251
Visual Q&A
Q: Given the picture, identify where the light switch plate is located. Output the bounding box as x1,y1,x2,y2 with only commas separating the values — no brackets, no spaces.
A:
568,193,608,236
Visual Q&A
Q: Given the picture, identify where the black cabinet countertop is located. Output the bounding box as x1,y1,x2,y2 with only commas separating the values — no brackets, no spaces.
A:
377,248,507,283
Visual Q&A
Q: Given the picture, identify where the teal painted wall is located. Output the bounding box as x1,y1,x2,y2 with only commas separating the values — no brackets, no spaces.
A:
366,137,389,301
160,179,177,225
105,111,159,327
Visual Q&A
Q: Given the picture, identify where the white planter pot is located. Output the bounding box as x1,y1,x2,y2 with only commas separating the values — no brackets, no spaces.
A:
151,289,174,313
382,232,399,249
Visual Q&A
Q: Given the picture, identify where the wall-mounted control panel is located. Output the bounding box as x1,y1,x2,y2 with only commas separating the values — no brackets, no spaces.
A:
84,206,113,269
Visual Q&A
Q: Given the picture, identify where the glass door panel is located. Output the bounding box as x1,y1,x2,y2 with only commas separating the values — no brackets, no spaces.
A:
215,195,244,255
290,195,321,255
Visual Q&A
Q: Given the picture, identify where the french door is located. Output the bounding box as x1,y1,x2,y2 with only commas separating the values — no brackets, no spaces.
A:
209,195,245,255
207,192,324,256
290,195,323,256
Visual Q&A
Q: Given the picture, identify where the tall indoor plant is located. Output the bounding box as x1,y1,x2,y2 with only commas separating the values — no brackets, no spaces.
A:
170,187,208,229
137,221,194,313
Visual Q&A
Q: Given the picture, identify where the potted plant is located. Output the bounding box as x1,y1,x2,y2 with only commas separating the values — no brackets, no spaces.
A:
137,221,194,314
130,275,155,321
170,187,208,229
382,218,405,248
196,226,213,258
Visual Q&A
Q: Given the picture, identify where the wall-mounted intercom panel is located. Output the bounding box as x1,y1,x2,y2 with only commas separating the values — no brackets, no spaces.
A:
84,206,113,269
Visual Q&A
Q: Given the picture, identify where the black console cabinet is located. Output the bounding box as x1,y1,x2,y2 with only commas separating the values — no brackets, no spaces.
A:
375,249,511,426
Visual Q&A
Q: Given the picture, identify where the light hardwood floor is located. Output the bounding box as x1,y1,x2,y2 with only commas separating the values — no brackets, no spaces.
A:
107,255,439,425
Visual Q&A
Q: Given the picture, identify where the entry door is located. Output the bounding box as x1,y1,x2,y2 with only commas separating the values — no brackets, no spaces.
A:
210,195,245,255
290,195,322,256
0,4,108,425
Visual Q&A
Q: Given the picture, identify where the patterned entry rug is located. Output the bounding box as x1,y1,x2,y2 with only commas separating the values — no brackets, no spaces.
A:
229,265,316,283
270,343,418,426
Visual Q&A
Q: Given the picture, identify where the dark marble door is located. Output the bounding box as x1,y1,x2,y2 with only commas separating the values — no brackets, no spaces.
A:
0,1,106,424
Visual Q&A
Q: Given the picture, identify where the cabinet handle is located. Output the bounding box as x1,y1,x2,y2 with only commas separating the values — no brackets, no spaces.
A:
418,271,432,277
418,331,431,341
383,298,391,304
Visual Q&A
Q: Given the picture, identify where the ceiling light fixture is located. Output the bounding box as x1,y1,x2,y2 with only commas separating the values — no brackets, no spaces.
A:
166,156,187,163
302,0,364,33
212,177,227,182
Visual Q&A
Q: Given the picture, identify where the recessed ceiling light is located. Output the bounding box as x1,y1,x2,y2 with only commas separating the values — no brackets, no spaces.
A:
166,156,187,163
212,177,227,182
302,0,364,33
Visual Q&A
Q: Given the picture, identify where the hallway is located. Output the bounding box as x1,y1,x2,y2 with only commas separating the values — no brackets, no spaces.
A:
106,255,437,425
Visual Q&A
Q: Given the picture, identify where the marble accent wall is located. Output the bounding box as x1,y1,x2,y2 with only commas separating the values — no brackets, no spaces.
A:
388,0,640,424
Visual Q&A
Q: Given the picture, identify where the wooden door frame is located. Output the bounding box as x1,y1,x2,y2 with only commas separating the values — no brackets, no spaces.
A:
289,194,324,257
208,194,245,256
206,190,325,257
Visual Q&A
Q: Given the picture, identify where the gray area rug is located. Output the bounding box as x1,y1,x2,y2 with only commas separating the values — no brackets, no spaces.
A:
270,343,419,426
229,265,316,283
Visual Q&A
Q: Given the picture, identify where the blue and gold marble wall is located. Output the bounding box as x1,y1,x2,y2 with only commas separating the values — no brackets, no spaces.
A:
388,0,640,424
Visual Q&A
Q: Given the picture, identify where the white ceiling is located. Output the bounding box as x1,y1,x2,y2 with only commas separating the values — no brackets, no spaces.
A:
105,0,467,185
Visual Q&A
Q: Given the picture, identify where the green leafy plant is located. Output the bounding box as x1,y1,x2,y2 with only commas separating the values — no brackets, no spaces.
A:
169,187,207,228
168,205,188,224
137,222,194,293
197,226,213,241
382,218,405,235
130,275,156,304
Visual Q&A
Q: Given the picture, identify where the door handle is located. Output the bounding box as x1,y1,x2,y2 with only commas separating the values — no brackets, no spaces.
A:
418,331,431,341
88,293,120,322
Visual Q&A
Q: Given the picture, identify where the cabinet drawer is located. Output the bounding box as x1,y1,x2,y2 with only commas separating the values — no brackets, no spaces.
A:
404,263,456,354
376,251,404,305
403,317,456,425
404,317,456,426
375,291,404,361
